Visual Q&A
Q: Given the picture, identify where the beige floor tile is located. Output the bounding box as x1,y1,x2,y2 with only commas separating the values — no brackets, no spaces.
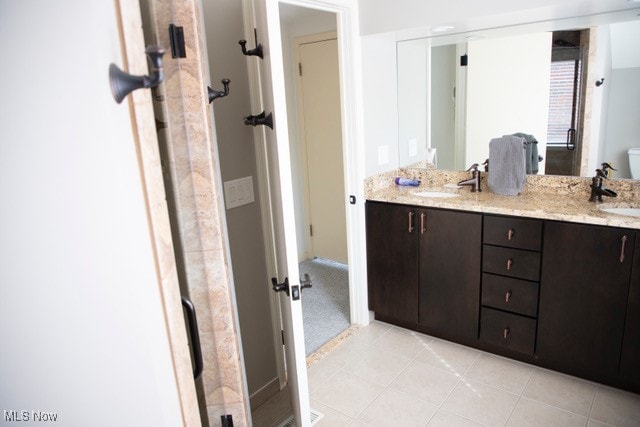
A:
465,353,534,394
415,339,480,376
370,326,432,358
343,347,411,386
442,379,519,427
349,420,368,427
311,400,354,427
590,386,640,427
357,388,438,426
587,420,613,427
523,368,596,416
507,397,587,426
427,409,484,426
307,357,341,392
390,360,460,405
251,386,292,427
311,371,384,418
320,338,368,368
349,320,392,345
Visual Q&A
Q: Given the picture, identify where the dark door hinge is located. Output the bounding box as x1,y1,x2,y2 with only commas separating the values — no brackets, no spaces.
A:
298,62,302,76
281,329,285,345
310,224,313,236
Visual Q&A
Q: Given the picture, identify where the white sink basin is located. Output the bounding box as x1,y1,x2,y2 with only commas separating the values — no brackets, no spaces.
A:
599,207,640,218
414,191,461,198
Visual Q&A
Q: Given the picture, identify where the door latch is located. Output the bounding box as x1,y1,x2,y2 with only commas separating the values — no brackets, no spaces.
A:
271,277,289,296
300,273,312,290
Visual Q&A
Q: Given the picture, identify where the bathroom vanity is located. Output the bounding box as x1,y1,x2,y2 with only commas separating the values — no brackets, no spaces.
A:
365,170,640,393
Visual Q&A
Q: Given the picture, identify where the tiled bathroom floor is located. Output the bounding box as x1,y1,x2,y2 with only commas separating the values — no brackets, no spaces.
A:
251,321,640,427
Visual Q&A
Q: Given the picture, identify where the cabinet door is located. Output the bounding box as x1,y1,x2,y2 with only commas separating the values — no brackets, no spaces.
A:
620,233,640,382
538,221,634,376
366,202,419,324
419,209,482,342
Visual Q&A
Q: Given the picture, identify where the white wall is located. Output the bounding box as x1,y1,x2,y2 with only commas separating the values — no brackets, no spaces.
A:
603,20,640,179
358,0,639,36
0,1,182,424
361,32,399,176
397,40,428,168
431,44,457,169
465,33,552,169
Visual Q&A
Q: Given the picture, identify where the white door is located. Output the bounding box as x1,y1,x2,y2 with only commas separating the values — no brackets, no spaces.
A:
298,37,348,264
252,0,311,425
0,1,186,424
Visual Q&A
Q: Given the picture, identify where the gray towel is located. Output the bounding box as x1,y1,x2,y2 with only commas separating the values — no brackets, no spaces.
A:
488,135,527,195
511,132,539,174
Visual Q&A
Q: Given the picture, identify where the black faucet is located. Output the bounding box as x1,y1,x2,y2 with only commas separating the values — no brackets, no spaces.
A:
458,163,482,192
589,168,617,202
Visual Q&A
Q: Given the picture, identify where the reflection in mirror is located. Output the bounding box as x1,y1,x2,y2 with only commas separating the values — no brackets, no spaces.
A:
397,12,640,178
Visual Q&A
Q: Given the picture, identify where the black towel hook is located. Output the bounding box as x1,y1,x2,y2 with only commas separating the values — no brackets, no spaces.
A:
208,79,230,103
239,28,264,59
244,110,273,129
109,45,165,104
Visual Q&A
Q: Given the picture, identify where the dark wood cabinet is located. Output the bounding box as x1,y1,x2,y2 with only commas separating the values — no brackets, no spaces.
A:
537,221,635,377
366,202,640,393
620,233,640,383
366,201,419,324
419,208,481,342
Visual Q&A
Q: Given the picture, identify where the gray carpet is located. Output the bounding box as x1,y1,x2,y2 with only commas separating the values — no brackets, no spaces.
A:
300,258,350,355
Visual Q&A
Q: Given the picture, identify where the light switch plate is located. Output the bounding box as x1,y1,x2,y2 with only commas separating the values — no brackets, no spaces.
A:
224,176,255,209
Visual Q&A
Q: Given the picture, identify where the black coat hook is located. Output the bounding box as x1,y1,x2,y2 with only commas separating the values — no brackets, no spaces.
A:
595,78,605,87
109,45,165,104
244,111,273,129
239,28,263,59
208,79,230,103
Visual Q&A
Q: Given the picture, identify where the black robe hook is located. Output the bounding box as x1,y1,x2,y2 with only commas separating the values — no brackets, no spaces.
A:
109,45,165,103
208,79,230,103
244,111,273,129
239,28,263,59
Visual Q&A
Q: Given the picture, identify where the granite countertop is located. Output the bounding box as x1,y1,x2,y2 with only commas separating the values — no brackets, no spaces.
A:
365,169,640,229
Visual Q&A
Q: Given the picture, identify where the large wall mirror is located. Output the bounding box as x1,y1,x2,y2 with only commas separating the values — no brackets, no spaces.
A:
398,9,640,178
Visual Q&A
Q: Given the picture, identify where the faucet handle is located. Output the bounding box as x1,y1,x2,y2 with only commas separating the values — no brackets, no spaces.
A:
600,162,617,178
466,163,480,172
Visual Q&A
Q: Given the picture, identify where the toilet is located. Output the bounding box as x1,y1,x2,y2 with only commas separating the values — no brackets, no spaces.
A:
629,148,640,179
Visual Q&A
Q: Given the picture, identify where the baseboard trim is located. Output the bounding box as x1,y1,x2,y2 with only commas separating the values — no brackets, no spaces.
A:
249,377,281,410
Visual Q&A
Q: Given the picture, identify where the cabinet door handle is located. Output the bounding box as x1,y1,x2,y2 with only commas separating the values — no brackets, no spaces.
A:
620,235,628,263
506,258,513,270
503,327,510,339
508,229,515,240
420,212,426,234
505,290,512,303
408,212,415,233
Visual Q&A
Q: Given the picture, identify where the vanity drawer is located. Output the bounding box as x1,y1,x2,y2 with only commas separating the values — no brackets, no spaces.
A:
480,307,537,354
484,215,542,251
482,273,538,317
483,245,541,281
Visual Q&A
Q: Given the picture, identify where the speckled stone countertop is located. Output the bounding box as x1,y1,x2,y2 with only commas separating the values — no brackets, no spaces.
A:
365,169,640,229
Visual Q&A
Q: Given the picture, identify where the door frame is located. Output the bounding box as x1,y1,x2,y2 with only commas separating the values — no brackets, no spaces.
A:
242,0,368,388
294,31,344,263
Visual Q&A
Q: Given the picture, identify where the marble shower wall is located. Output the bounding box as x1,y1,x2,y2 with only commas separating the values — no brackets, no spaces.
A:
141,0,250,425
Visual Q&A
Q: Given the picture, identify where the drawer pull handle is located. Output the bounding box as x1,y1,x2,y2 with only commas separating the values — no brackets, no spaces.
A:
408,212,415,233
506,258,513,270
507,229,514,240
505,290,512,303
420,212,426,234
620,235,627,263
503,327,510,339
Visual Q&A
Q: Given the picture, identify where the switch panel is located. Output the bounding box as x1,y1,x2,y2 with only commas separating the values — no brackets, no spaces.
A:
223,176,255,209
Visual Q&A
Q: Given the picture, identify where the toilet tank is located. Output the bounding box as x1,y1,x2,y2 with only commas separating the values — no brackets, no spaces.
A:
628,148,640,179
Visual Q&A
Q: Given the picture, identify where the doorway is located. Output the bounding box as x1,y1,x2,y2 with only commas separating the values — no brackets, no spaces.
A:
290,29,351,357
